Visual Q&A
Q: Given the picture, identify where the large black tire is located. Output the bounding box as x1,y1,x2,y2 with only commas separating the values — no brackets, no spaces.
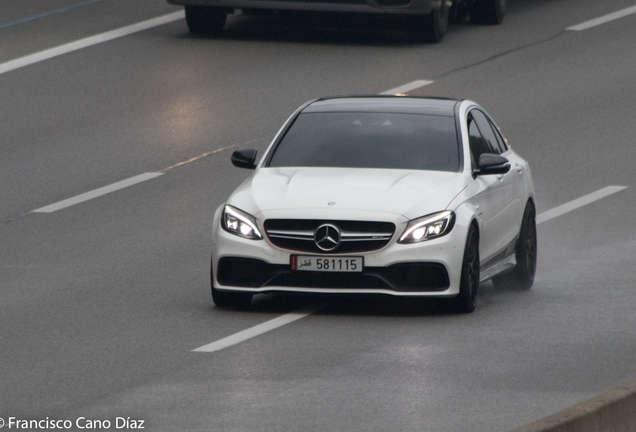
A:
406,1,449,43
210,261,253,308
492,201,537,290
185,5,228,36
449,0,469,25
470,0,507,24
470,0,506,25
452,224,480,313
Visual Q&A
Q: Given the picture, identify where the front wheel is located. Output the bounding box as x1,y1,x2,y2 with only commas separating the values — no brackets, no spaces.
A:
185,5,228,36
470,0,506,25
492,202,537,290
406,1,449,43
452,224,480,313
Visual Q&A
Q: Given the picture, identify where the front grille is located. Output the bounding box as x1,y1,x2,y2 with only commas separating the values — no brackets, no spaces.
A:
264,219,395,254
216,257,449,292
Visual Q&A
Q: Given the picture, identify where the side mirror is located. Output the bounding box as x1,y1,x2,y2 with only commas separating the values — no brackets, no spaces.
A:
231,148,258,170
476,153,510,176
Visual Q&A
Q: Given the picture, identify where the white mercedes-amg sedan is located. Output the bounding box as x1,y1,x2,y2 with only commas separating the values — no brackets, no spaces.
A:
210,96,536,313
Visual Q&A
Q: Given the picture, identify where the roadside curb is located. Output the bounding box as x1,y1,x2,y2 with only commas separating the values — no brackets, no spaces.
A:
509,377,636,432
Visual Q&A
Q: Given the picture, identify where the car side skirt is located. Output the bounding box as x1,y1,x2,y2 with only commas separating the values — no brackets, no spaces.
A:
479,236,518,283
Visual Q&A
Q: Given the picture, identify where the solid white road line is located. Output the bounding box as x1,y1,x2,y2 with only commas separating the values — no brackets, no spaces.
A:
0,11,185,76
380,80,434,95
566,5,636,31
536,186,627,224
192,303,327,352
31,172,163,213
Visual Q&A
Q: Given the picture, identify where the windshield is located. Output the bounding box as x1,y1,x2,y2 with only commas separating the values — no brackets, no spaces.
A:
267,112,459,172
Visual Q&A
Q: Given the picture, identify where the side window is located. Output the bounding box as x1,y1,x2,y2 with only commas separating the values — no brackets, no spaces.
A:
488,119,508,153
471,110,501,155
467,114,491,166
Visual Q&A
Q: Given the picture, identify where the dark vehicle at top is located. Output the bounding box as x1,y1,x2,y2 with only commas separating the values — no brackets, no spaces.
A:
167,0,506,42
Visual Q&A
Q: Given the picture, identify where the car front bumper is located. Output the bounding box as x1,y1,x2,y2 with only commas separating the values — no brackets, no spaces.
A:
211,210,468,297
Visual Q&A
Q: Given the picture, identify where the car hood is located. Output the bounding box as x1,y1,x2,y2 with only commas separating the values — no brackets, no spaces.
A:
229,167,467,221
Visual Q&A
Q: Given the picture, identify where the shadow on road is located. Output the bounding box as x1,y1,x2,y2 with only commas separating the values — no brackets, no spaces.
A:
238,284,490,317
213,276,536,318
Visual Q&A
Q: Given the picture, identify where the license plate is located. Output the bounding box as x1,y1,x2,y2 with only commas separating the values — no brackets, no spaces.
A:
291,255,363,272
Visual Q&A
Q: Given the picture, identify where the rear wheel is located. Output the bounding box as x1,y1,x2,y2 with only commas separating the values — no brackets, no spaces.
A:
452,224,480,313
470,0,506,25
406,1,449,43
210,261,253,308
492,202,537,290
449,0,469,24
185,5,228,36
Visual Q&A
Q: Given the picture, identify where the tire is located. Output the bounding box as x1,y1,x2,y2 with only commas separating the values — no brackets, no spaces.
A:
406,1,449,43
210,261,253,308
452,224,480,313
470,0,506,25
449,0,469,25
492,202,537,290
185,5,228,36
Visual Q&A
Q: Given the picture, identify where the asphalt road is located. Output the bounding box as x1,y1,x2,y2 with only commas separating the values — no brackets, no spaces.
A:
2,1,636,431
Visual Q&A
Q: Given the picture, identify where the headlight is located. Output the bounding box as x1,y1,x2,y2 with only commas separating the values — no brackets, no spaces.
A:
398,211,455,244
221,205,263,240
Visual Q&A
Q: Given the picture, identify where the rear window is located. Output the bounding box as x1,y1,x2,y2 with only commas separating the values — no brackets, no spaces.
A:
267,112,459,172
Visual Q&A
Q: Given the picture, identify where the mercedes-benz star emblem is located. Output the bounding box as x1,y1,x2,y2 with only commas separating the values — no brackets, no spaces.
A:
314,224,341,251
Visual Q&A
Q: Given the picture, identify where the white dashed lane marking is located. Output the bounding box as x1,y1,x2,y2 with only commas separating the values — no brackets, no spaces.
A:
29,144,241,214
380,80,434,95
566,5,636,31
0,11,184,76
536,186,627,224
192,304,327,353
31,173,164,213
